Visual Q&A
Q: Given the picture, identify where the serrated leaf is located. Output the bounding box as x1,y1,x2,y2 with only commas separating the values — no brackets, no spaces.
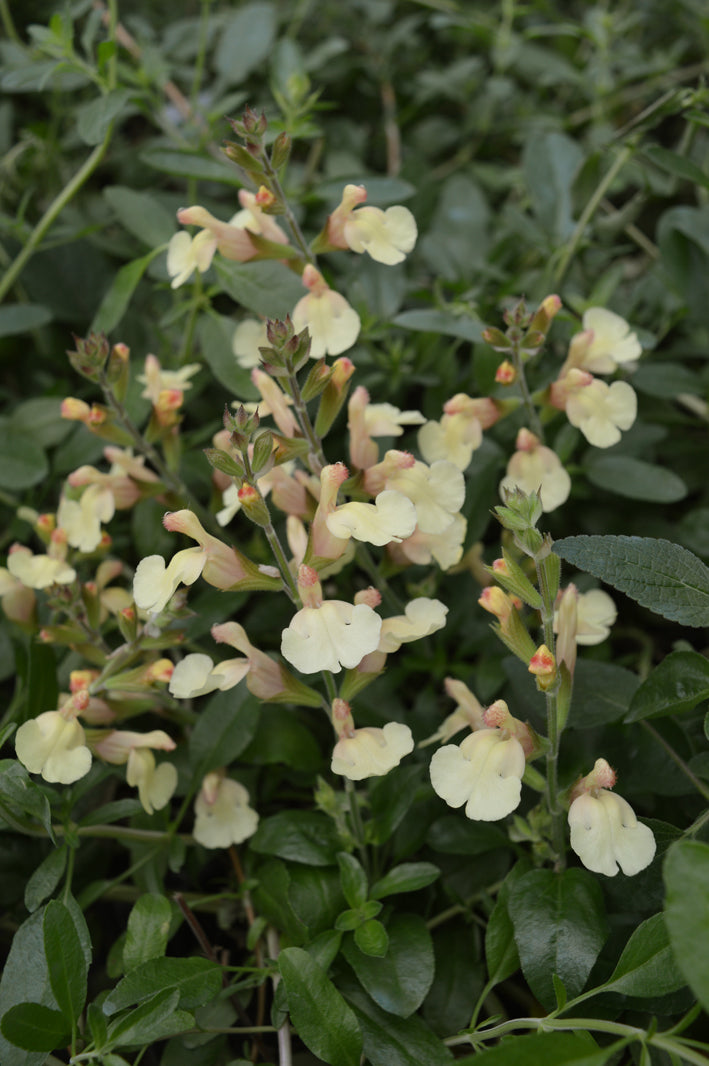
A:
279,947,362,1066
0,304,52,337
0,1003,70,1052
189,687,259,779
44,899,88,1025
24,846,67,912
625,650,709,722
104,185,175,247
122,894,172,971
103,957,222,1014
341,913,434,1017
553,535,709,626
604,913,685,996
584,455,687,503
508,869,608,1010
664,840,709,1011
370,862,440,899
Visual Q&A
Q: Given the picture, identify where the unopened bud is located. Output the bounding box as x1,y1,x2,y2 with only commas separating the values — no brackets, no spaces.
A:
528,644,557,690
237,483,271,527
495,360,516,384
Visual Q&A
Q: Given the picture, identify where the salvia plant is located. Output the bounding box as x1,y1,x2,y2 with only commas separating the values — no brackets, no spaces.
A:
1,2,709,1066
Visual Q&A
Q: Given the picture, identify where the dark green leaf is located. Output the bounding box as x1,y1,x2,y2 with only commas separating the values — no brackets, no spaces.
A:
215,260,305,318
103,957,222,1015
79,798,143,827
106,988,192,1046
122,894,172,971
76,88,133,144
485,891,520,987
0,304,52,337
553,535,709,626
24,846,67,912
664,840,709,1011
643,145,709,191
508,869,608,1009
633,361,704,398
250,811,341,866
604,913,685,996
197,313,256,398
0,760,54,841
426,815,508,855
338,853,368,908
0,907,57,1065
523,130,584,240
419,174,490,278
370,862,440,899
567,660,640,729
104,185,176,247
215,2,277,84
367,764,422,845
140,148,240,185
584,456,687,503
9,397,71,449
0,1003,70,1052
393,309,484,343
342,913,434,1017
424,924,484,1037
354,920,389,957
341,977,454,1066
288,865,346,938
189,687,259,780
279,947,362,1066
625,650,709,722
91,250,162,334
455,1032,609,1066
44,899,88,1025
0,423,48,490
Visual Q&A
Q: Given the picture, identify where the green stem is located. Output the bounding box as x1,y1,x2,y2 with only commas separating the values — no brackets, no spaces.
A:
553,143,634,287
535,548,565,867
0,0,19,42
286,364,327,472
345,778,370,877
260,149,314,265
509,332,544,440
0,133,112,304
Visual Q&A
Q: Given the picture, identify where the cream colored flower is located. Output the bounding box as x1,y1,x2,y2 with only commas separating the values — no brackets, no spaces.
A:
168,652,250,698
499,429,571,513
327,184,417,265
429,728,525,821
565,378,637,447
126,748,178,815
386,459,465,535
193,773,259,848
391,513,467,570
418,413,482,470
568,790,656,876
325,490,417,546
166,228,217,288
16,711,91,784
57,484,115,553
232,319,268,369
292,265,360,358
281,599,381,674
378,598,448,653
577,308,642,374
133,547,206,614
7,544,76,589
331,722,414,780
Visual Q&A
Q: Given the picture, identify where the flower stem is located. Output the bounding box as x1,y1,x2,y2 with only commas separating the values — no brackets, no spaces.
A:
535,546,565,867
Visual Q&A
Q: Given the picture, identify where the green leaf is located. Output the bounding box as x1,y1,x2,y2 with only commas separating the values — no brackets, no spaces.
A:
584,455,687,503
426,815,508,855
91,249,163,334
215,2,277,84
0,422,48,490
553,535,709,627
250,811,342,866
122,894,172,971
189,687,259,780
633,361,704,398
105,988,192,1046
104,185,176,247
454,1032,610,1066
8,397,71,449
76,88,133,145
485,884,520,987
567,660,640,729
419,174,490,279
288,866,346,939
341,913,434,1017
103,957,222,1015
643,145,709,191
341,977,454,1066
354,920,389,957
367,763,422,845
0,760,54,841
625,650,709,722
24,846,67,912
508,869,608,1009
370,862,440,899
393,309,484,343
79,798,143,827
523,130,584,240
0,1003,70,1052
43,899,88,1025
0,304,52,337
141,147,241,185
0,907,57,1065
196,312,257,398
338,853,368,908
215,259,306,318
424,924,485,1037
604,913,685,997
664,839,709,1011
279,946,362,1066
